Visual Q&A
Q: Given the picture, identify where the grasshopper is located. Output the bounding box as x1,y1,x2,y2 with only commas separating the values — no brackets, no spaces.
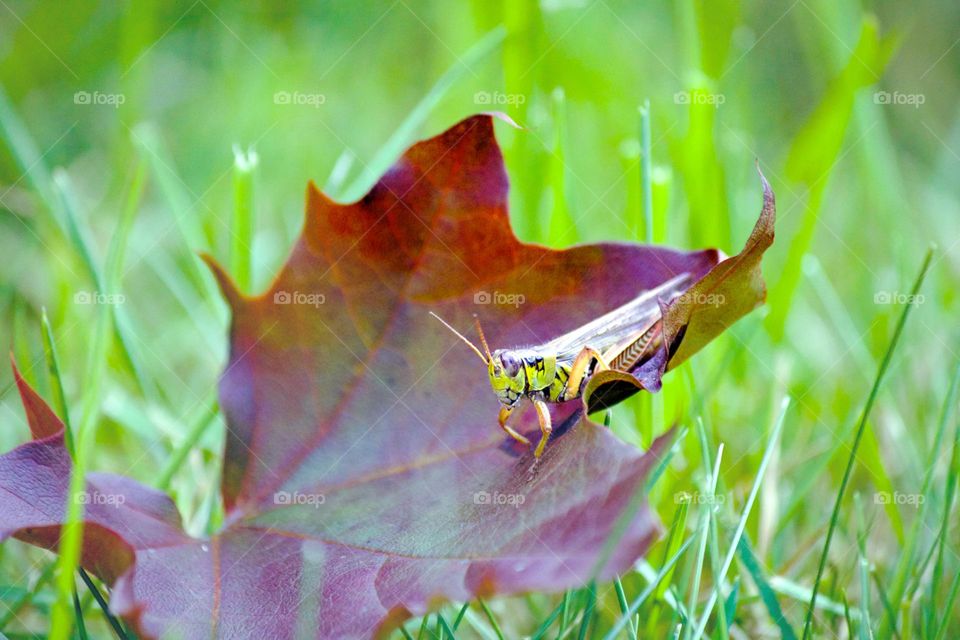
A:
431,272,692,458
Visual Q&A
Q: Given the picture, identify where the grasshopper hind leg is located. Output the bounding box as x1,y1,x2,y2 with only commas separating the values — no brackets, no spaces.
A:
562,346,610,401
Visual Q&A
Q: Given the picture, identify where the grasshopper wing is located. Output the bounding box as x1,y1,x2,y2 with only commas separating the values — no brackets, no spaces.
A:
540,272,693,362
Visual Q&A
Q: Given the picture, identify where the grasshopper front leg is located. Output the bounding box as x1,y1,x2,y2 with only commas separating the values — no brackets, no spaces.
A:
533,399,553,458
498,405,531,446
562,346,610,401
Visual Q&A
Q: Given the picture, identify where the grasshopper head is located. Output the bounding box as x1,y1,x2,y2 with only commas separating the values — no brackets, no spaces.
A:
429,312,526,407
488,350,526,407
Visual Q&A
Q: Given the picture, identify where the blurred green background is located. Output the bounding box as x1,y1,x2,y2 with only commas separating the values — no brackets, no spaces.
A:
1,0,958,638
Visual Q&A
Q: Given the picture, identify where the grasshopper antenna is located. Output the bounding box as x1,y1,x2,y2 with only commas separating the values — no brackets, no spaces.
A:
430,312,489,364
472,314,494,361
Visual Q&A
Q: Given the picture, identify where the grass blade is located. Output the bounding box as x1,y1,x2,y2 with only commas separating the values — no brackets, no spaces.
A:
928,361,960,634
71,587,87,640
0,88,152,399
704,444,728,640
131,124,221,309
853,493,873,640
722,577,739,633
613,575,638,640
843,593,855,638
873,571,900,640
932,571,960,640
323,149,355,195
230,146,257,294
416,613,430,640
41,309,73,456
546,87,577,246
576,582,596,640
766,18,896,341
528,599,563,640
477,598,505,640
644,500,690,635
692,397,791,639
437,613,455,640
737,536,797,640
0,84,59,216
340,27,505,202
156,399,219,491
639,100,653,244
55,168,153,399
102,156,153,398
856,514,872,640
558,589,572,639
48,272,111,639
771,574,860,619
77,568,128,640
801,247,934,640
47,190,142,639
882,358,960,636
452,602,470,631
684,486,711,639
604,535,696,640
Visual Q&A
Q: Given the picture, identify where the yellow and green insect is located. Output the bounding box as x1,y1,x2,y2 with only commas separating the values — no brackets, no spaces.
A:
431,272,692,458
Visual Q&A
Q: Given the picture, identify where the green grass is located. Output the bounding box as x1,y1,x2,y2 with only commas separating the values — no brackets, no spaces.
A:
1,1,959,638
802,248,932,640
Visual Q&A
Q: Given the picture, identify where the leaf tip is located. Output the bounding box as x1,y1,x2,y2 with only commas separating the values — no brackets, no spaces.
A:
200,252,243,310
305,178,335,214
481,110,524,130
9,354,63,440
755,161,776,224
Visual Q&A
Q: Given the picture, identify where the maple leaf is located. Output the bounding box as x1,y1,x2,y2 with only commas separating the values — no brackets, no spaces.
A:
0,114,774,638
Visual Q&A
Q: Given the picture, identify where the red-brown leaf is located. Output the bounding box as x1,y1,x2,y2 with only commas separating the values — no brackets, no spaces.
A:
0,114,774,638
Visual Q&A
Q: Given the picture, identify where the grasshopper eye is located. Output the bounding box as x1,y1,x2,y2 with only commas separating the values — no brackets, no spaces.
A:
498,352,521,377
